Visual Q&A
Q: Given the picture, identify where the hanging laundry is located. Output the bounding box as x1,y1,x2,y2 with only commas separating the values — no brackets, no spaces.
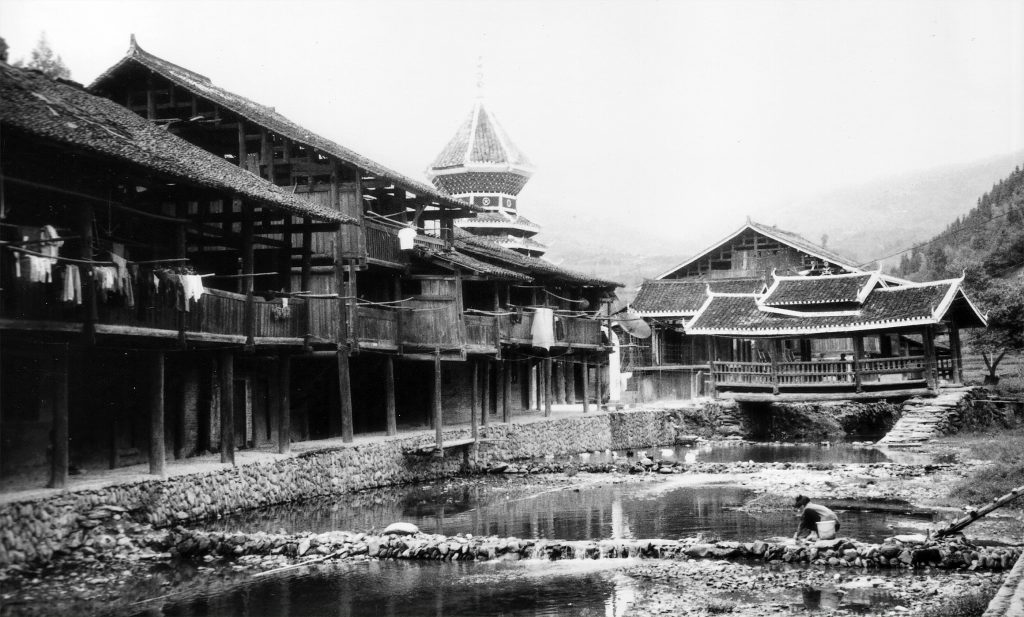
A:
180,275,205,309
531,307,555,351
110,253,134,307
59,265,81,304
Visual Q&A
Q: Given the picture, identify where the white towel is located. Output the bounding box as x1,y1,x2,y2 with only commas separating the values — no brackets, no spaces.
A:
531,307,555,350
180,274,205,304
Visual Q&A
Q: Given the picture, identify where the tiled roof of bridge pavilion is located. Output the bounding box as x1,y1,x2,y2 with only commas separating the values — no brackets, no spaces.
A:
685,278,987,336
631,278,766,317
760,271,880,307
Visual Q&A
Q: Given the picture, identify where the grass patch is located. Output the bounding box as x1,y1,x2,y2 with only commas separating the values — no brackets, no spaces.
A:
705,598,737,613
947,426,1024,510
920,590,995,617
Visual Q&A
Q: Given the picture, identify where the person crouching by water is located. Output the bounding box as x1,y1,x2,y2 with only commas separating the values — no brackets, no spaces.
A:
793,495,840,540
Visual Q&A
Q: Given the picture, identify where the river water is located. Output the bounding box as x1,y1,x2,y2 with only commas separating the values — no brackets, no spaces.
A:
131,444,942,617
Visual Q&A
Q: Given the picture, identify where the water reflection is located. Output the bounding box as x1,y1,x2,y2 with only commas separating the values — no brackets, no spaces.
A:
131,559,637,617
581,443,893,465
206,479,936,544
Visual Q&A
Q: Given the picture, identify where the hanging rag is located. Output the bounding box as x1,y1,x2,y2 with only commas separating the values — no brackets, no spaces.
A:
60,265,81,304
111,254,134,307
180,274,205,309
531,307,555,351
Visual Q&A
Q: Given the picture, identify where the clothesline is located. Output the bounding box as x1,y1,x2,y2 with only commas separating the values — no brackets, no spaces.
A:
5,245,191,267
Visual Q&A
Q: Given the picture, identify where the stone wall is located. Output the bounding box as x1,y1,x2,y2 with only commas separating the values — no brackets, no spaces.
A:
0,408,688,567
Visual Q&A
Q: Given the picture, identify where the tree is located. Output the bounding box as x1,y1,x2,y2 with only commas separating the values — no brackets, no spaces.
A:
0,36,9,64
17,32,70,80
964,279,1024,384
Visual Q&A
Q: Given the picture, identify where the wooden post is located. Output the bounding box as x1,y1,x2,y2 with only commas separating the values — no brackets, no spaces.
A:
49,345,69,489
79,203,97,345
385,356,397,436
149,351,166,476
949,324,964,384
543,357,552,417
770,340,780,395
923,326,938,390
471,361,479,433
240,198,255,349
852,335,865,393
482,361,491,426
502,362,512,422
219,350,235,465
278,353,291,454
582,361,590,413
237,119,247,166
553,362,565,404
528,360,538,410
300,217,313,292
338,347,354,442
146,74,156,120
470,364,479,442
433,351,443,454
595,360,604,409
495,359,505,423
566,360,576,405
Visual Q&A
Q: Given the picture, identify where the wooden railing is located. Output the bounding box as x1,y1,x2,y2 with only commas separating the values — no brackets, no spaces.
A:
712,361,774,386
355,306,398,349
465,314,499,350
400,300,463,349
560,316,601,346
712,355,932,391
364,221,404,265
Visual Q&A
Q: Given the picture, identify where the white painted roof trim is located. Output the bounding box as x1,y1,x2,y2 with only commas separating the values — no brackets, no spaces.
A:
688,316,941,337
758,305,862,318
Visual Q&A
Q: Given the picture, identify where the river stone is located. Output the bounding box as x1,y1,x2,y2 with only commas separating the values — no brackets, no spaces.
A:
814,538,844,550
892,534,927,545
383,522,419,535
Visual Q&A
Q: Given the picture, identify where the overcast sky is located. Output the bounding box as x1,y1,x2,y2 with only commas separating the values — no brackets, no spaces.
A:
4,0,1023,251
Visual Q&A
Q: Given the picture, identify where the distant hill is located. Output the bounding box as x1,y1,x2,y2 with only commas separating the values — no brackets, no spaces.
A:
536,151,1024,298
892,163,1024,283
769,151,1024,268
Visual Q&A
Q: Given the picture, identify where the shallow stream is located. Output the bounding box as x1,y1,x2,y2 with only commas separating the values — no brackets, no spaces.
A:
134,443,950,616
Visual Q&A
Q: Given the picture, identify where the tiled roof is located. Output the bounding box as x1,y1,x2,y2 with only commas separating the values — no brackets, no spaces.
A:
422,248,531,281
0,65,351,223
460,211,540,228
89,38,478,214
454,230,621,288
429,100,532,172
632,278,765,315
761,272,877,306
686,279,986,335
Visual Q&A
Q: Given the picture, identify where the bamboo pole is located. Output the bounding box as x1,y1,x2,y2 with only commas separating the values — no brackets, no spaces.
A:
935,485,1024,537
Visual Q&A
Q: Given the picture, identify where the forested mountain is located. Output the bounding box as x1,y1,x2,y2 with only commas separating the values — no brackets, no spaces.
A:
893,164,1024,283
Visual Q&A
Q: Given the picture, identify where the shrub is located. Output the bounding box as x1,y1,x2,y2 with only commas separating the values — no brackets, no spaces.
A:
920,590,994,617
705,598,737,613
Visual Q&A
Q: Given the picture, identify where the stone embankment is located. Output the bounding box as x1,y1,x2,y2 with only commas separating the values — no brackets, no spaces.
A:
880,387,1016,447
0,408,689,567
153,527,1022,572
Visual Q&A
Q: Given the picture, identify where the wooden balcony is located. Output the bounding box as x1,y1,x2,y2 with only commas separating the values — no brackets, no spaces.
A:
355,306,399,351
364,220,406,268
710,354,956,401
465,314,499,354
1,280,341,347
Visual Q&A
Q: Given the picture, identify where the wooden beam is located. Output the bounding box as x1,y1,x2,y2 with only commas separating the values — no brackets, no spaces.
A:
852,336,865,393
566,360,576,405
149,351,166,476
595,359,604,410
923,325,938,390
219,350,235,465
385,356,397,436
434,350,443,455
949,324,964,384
49,345,69,489
278,353,291,454
338,347,354,443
